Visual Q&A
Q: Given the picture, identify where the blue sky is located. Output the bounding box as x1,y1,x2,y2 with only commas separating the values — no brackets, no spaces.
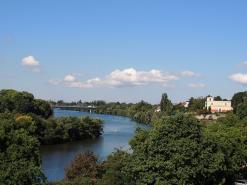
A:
0,0,247,103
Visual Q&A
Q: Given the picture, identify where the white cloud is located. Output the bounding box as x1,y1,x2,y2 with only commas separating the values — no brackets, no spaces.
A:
64,74,76,82
21,55,41,73
180,70,198,77
21,56,39,66
49,79,61,85
188,83,206,88
229,73,247,85
104,68,178,87
67,78,101,88
50,68,179,89
242,61,247,65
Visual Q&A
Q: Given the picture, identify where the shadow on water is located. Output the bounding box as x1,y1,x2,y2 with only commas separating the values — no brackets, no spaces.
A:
40,108,149,181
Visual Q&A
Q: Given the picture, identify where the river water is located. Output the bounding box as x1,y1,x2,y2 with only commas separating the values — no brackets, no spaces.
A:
40,108,148,181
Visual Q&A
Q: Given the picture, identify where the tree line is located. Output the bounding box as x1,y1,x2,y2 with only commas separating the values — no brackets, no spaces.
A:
93,91,247,123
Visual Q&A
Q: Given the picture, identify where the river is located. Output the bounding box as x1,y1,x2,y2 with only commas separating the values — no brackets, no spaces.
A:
40,108,148,181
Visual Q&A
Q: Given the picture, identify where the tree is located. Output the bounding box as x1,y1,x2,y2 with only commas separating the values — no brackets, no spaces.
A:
188,97,206,113
40,116,103,145
99,150,131,185
160,93,173,113
57,100,65,105
172,103,186,114
0,89,34,113
232,91,247,113
214,96,222,101
0,89,53,118
33,99,53,118
236,101,247,119
205,114,247,183
125,114,229,185
91,100,106,106
65,151,99,180
13,91,35,113
0,114,46,185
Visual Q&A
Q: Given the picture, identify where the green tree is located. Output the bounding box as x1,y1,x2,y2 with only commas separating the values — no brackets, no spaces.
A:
33,99,53,118
40,116,103,145
99,150,132,185
236,101,247,119
0,89,34,113
172,103,186,114
188,97,206,113
232,91,247,113
205,114,247,183
160,93,173,113
126,114,228,185
214,96,222,101
0,89,53,118
91,100,106,106
0,114,46,185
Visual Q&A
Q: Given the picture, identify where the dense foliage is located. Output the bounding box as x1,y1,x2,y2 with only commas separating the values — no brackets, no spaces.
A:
126,114,234,185
0,89,53,118
65,151,99,181
0,113,46,185
188,96,206,113
231,91,247,113
94,100,156,124
236,101,247,119
214,96,223,101
205,114,247,183
28,115,103,145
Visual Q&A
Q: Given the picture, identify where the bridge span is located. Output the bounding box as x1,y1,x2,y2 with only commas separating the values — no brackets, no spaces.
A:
52,105,97,113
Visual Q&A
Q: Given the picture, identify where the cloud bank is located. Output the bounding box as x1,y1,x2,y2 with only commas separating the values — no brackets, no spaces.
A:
230,73,247,85
50,68,197,89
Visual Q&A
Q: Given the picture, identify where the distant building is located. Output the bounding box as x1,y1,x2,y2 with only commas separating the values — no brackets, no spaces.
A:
155,106,161,113
183,101,190,108
205,96,233,113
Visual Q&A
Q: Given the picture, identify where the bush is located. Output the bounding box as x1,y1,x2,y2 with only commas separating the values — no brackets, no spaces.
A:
65,151,99,180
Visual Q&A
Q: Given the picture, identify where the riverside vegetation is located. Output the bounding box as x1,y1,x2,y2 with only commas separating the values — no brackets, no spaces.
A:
1,89,247,184
52,93,180,124
0,89,103,184
52,113,247,185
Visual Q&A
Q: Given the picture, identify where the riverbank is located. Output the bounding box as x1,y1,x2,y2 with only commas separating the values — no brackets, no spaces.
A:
41,109,148,181
52,101,158,125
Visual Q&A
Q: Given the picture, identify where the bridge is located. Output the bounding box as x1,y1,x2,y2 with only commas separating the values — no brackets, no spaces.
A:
52,105,97,113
